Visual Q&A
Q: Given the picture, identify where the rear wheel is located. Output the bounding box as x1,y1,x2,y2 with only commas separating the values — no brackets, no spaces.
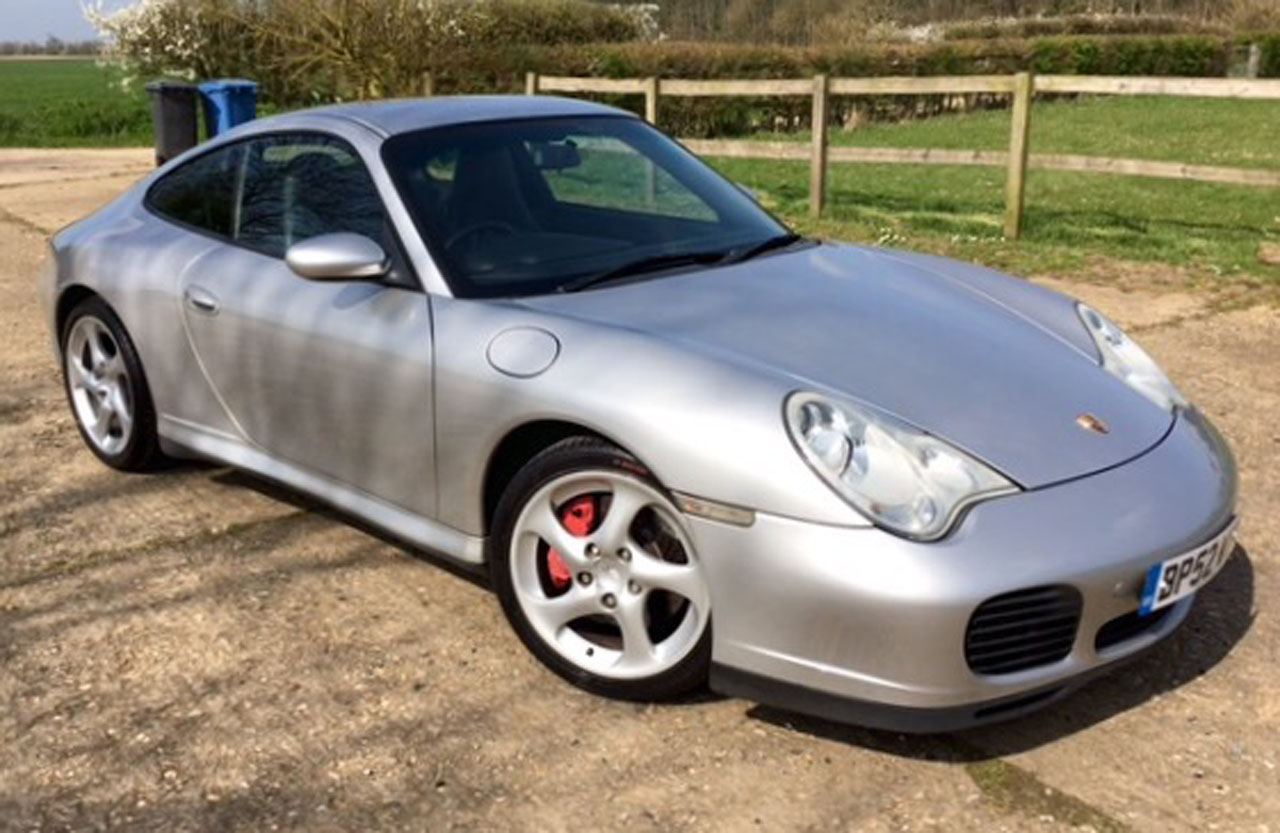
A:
490,437,712,700
61,296,164,472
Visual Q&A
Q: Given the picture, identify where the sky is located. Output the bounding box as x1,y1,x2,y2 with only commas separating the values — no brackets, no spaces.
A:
0,0,130,42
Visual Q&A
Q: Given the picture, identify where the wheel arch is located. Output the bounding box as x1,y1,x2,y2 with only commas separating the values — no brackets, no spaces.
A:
54,284,104,348
482,419,653,536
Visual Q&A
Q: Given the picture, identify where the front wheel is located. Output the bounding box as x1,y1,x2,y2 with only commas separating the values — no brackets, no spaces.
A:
490,437,712,701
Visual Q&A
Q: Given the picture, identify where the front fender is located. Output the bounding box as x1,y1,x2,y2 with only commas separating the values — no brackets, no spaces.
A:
430,295,870,536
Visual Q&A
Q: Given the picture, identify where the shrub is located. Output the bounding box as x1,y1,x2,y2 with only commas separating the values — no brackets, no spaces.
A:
1229,0,1280,32
89,0,652,100
1257,34,1280,77
86,0,258,84
1028,34,1228,76
942,14,1227,41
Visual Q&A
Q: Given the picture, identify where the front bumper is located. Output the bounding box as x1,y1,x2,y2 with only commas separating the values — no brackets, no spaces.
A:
690,407,1237,732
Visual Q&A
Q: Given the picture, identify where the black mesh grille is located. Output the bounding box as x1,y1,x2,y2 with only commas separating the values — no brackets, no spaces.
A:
1095,605,1173,651
965,585,1082,675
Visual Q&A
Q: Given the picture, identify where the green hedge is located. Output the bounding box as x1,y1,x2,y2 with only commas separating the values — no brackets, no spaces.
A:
1028,34,1229,75
942,14,1227,40
1257,34,1280,77
427,35,1233,137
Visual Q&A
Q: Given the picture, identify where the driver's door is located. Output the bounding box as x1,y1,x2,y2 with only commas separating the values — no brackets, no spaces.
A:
177,132,436,518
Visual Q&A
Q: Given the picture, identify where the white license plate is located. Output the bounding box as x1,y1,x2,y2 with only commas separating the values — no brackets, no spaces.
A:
1138,519,1238,616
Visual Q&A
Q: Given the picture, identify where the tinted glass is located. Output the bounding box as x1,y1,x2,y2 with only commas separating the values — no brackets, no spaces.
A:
147,143,242,236
235,134,385,258
382,116,787,298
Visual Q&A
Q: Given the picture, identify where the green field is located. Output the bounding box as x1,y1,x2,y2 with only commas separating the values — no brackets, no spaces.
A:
725,96,1280,279
0,58,152,147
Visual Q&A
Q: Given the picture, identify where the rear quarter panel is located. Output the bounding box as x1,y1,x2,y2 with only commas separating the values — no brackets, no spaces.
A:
51,189,239,438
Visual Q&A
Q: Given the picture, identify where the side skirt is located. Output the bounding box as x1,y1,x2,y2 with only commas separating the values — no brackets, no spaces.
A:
159,415,487,565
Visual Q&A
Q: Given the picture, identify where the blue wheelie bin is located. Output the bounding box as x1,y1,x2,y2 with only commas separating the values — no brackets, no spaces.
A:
198,79,258,138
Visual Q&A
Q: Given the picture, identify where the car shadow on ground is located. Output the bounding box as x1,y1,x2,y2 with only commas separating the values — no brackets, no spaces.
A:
208,468,493,591
746,546,1256,761
206,468,727,710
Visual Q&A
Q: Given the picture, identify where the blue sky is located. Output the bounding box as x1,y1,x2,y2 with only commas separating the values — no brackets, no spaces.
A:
1,0,130,42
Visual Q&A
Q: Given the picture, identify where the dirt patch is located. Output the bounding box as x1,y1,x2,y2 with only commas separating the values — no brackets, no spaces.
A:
965,759,1130,833
1033,274,1209,332
0,147,152,188
0,172,149,235
1034,256,1280,331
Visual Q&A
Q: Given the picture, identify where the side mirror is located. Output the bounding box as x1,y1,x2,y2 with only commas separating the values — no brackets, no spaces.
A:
285,232,388,281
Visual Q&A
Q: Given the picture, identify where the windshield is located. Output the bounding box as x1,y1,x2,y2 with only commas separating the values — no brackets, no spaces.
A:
381,115,789,298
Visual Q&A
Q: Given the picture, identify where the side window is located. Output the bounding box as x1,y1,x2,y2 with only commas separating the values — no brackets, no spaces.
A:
530,134,717,222
147,144,242,236
235,133,386,259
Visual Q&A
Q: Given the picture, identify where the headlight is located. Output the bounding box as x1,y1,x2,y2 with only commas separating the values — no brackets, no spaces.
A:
1076,302,1186,411
785,393,1018,541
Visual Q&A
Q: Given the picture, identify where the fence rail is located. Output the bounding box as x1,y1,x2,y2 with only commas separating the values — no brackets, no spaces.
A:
526,71,1280,239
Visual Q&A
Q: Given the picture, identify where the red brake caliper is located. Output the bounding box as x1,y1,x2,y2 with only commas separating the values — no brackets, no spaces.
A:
547,495,597,591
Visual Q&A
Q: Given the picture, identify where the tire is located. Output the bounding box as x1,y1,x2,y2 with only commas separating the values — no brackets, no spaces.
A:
60,296,165,472
489,436,712,701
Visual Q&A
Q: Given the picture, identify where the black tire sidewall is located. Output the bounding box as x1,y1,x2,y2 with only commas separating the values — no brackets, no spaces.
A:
60,297,161,472
489,436,712,701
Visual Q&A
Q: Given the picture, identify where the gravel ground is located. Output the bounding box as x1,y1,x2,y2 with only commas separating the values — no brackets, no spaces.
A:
0,148,1276,832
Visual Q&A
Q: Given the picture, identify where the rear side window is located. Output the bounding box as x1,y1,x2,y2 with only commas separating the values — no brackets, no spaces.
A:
235,134,385,258
146,144,242,236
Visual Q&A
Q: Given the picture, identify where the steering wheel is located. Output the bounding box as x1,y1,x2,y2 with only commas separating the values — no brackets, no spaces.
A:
445,220,518,250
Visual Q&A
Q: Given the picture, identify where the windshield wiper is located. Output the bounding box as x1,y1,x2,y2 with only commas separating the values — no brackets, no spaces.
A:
558,249,730,293
722,232,804,265
557,233,805,293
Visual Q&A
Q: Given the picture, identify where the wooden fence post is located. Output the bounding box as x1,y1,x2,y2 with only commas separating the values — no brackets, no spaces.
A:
1246,43,1262,79
809,73,829,220
329,68,342,103
525,71,539,96
644,76,661,206
644,76,660,124
421,72,434,98
1004,71,1034,240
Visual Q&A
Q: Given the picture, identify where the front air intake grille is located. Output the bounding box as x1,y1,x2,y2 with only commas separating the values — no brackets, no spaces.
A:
965,585,1082,675
1095,605,1173,651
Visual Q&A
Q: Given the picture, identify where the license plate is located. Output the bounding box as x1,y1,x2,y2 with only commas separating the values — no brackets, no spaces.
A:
1138,518,1238,616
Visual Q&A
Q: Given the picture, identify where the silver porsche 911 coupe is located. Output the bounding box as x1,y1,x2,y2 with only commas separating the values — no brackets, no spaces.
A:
39,95,1238,732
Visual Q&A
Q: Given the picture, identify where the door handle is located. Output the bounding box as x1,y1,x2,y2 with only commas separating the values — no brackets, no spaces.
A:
184,286,220,315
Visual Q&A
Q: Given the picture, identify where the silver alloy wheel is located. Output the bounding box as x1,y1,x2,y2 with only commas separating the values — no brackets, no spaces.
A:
510,471,711,680
65,316,134,457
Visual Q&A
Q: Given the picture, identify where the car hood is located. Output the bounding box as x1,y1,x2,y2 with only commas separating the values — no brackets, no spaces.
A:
518,243,1173,489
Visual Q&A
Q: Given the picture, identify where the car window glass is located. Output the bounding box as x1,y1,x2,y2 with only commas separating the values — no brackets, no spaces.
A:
530,134,716,222
147,144,242,236
382,116,788,299
235,134,386,259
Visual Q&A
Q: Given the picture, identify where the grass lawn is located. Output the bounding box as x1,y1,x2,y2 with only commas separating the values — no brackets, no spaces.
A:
719,95,1280,280
0,58,152,147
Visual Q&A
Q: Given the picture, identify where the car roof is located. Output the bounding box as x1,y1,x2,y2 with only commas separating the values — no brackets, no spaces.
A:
251,95,636,138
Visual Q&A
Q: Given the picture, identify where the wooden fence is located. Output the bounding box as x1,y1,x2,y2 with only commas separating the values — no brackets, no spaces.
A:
524,71,1280,239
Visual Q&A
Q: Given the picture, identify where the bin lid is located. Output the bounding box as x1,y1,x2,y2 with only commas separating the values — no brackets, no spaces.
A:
145,80,197,91
198,78,258,93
